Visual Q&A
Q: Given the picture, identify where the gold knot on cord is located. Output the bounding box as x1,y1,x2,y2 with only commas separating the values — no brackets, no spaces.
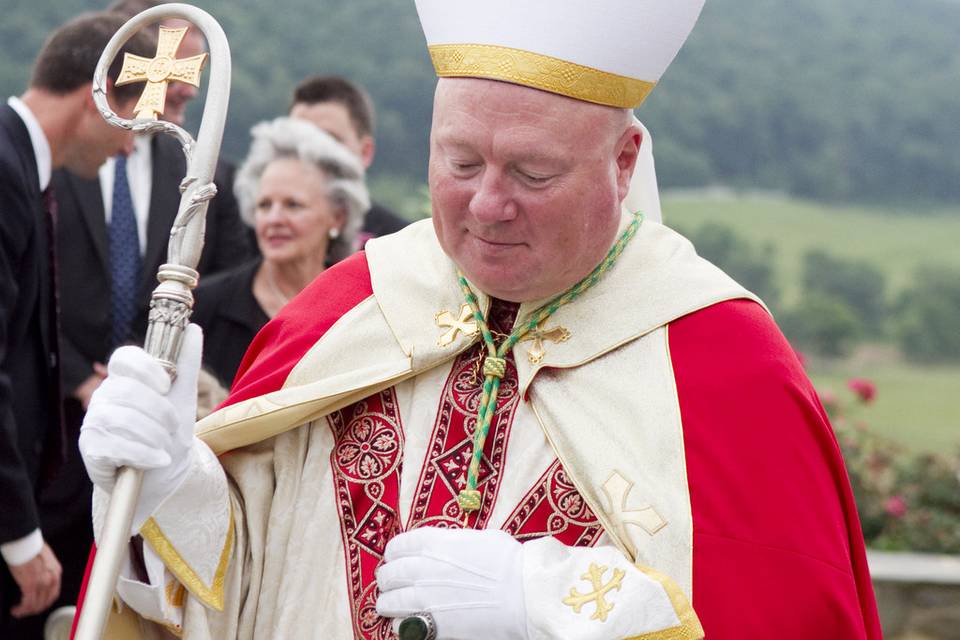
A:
482,356,507,379
457,489,482,512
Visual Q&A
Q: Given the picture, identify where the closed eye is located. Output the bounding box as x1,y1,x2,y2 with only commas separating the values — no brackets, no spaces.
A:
517,170,555,186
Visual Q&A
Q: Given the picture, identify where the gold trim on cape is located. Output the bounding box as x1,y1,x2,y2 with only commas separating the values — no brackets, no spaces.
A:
625,564,705,639
139,504,235,611
428,43,656,108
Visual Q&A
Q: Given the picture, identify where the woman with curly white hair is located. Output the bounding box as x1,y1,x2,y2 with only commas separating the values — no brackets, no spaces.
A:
192,116,369,389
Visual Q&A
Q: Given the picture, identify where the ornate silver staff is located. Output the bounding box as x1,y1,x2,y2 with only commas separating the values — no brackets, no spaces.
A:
74,4,230,638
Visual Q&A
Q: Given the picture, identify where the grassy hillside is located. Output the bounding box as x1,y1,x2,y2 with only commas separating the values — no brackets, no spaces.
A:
665,194,960,453
810,360,960,454
664,195,960,305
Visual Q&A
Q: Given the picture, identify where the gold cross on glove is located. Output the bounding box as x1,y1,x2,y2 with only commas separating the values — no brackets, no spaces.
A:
116,25,208,120
563,563,625,622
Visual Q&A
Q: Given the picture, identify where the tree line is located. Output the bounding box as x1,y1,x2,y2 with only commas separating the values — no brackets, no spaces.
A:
3,0,958,206
680,221,960,362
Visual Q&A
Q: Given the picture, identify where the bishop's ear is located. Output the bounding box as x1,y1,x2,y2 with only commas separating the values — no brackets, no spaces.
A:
615,124,643,202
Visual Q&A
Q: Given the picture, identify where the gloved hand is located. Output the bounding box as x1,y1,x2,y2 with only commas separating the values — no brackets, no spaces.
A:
79,323,203,532
376,527,529,640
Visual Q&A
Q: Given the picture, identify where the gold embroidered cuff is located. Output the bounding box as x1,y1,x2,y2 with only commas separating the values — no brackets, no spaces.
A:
140,505,234,611
624,563,704,640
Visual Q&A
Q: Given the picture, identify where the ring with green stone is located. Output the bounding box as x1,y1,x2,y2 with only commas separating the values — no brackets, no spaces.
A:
398,611,437,640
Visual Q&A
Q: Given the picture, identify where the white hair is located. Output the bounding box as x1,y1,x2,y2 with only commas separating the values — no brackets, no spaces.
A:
234,116,370,263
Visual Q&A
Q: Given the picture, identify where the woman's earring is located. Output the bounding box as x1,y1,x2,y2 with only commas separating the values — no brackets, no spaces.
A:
329,227,341,240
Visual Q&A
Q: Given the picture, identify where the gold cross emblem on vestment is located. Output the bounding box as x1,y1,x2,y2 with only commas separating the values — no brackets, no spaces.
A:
562,563,625,622
116,26,208,120
519,324,570,364
435,304,478,347
602,472,667,558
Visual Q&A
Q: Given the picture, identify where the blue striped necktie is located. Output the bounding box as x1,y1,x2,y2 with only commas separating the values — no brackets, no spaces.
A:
109,154,141,348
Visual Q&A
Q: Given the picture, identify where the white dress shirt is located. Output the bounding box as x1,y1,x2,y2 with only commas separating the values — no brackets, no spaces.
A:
7,96,51,191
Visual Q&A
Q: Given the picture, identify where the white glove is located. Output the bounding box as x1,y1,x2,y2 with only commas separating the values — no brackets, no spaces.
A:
79,323,202,532
376,527,528,640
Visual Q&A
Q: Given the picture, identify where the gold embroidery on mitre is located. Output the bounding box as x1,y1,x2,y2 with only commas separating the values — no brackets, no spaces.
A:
602,471,668,557
435,303,479,347
116,25,208,120
428,43,656,109
519,322,570,364
563,563,625,622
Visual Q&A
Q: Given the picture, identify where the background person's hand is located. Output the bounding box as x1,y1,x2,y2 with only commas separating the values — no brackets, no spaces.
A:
73,362,108,410
8,543,62,618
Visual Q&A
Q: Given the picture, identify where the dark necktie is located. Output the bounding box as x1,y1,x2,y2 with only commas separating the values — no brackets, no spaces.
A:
109,155,141,348
41,185,66,480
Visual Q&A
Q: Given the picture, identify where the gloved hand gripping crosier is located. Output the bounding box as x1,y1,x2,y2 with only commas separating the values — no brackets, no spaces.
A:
80,324,202,533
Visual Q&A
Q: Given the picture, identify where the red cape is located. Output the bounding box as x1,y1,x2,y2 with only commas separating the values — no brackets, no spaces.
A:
74,253,881,638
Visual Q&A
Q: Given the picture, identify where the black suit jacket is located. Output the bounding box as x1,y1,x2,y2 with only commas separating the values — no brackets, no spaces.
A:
0,104,62,544
364,201,408,238
54,133,253,396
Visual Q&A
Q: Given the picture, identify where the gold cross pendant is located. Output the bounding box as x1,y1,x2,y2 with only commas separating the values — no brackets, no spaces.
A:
520,324,570,364
115,26,208,120
435,304,478,347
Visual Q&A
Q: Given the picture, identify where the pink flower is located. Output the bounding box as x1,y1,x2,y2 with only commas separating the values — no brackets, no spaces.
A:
884,495,907,519
847,378,877,404
819,388,838,411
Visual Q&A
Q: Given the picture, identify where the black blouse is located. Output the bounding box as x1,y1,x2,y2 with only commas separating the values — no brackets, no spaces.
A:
192,259,270,389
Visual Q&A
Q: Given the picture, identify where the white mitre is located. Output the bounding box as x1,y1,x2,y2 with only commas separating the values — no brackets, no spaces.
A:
414,0,707,223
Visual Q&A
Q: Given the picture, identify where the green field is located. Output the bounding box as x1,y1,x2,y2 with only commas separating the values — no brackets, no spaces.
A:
663,194,960,305
663,194,960,453
810,361,960,454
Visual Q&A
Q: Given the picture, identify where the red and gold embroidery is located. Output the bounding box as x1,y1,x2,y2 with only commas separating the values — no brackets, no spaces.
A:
328,301,601,639
504,460,603,546
329,389,404,640
407,300,522,530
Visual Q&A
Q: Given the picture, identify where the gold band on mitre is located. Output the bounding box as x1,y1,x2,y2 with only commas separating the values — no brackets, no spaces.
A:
428,43,657,109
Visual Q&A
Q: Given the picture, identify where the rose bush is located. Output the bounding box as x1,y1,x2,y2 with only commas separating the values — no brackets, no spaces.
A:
824,379,960,553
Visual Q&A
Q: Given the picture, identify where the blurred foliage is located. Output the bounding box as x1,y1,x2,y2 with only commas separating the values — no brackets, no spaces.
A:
827,386,960,553
678,221,781,309
779,292,863,357
802,250,887,335
680,220,960,363
3,0,960,205
895,266,960,363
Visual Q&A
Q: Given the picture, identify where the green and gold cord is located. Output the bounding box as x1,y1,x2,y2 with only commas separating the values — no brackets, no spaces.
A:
455,212,644,514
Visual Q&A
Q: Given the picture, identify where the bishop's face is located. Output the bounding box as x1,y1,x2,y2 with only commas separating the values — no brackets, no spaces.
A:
428,78,640,303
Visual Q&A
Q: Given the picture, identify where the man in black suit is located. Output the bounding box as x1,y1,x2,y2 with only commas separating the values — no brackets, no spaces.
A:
290,75,409,245
53,119,253,407
0,13,153,635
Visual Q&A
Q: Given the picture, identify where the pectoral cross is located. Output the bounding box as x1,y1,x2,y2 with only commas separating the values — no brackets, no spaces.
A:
116,26,208,120
562,563,625,622
435,304,478,347
602,472,667,557
519,324,570,364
